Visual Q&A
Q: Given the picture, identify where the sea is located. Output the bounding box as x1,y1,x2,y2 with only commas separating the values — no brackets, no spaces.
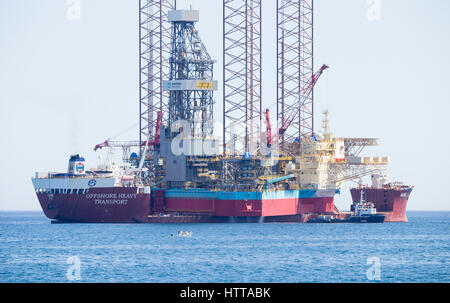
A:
0,211,448,283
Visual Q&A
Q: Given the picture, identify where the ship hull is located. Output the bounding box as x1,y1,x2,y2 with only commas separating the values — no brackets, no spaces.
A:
158,188,337,220
345,214,386,223
35,186,338,223
35,187,151,223
350,187,413,222
308,214,386,223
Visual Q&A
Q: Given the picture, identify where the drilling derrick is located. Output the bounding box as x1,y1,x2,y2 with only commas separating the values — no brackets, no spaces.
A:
164,10,217,138
155,10,221,189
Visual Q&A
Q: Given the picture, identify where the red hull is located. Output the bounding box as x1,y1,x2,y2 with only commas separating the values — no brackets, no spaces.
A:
36,187,336,223
164,197,334,217
350,187,413,222
36,187,150,223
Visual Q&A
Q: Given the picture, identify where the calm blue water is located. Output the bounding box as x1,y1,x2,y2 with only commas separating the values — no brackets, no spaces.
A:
0,211,448,283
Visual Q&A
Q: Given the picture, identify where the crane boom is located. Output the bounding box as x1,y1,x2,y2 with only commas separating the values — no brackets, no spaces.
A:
94,111,162,152
265,109,272,148
279,64,329,136
94,140,141,151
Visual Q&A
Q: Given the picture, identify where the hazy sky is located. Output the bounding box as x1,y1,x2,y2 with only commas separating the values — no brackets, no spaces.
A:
0,0,449,211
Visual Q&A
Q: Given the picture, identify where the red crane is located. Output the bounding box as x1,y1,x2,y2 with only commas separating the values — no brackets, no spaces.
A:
265,109,272,148
278,64,329,136
94,111,163,151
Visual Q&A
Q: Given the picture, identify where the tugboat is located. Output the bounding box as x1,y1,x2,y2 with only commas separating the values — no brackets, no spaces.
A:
308,191,385,223
345,191,385,223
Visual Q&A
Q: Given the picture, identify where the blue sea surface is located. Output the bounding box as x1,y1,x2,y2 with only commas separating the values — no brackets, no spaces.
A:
0,211,448,283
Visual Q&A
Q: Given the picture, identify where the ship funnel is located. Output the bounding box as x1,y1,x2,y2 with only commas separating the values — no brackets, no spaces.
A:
68,154,86,176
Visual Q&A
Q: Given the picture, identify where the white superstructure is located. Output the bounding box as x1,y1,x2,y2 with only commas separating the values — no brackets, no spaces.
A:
31,154,150,194
354,190,377,216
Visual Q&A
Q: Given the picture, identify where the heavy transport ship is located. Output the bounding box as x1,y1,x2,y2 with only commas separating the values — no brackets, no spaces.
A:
350,174,414,222
32,155,151,223
32,9,412,223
